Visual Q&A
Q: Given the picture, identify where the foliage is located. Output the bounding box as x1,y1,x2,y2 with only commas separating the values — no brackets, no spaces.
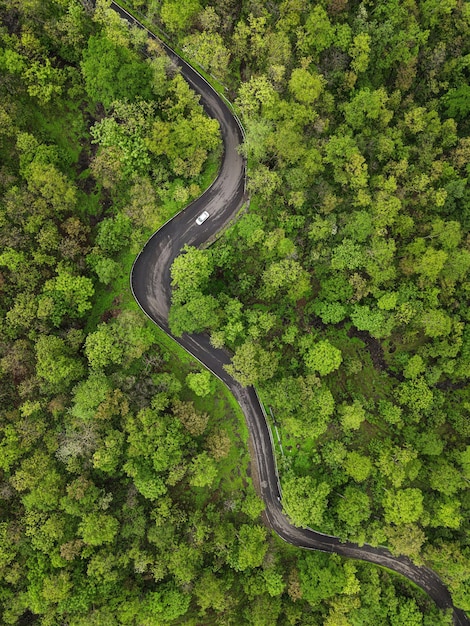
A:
0,0,467,623
157,0,470,611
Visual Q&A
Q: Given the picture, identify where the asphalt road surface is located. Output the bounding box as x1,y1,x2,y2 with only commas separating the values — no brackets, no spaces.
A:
111,3,469,624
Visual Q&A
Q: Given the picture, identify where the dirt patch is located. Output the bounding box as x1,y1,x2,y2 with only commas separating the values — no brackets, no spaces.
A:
76,148,90,175
100,295,123,322
348,327,388,371
436,378,468,391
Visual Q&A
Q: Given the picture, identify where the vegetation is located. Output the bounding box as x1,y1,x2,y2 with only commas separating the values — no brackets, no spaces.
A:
157,0,470,616
0,0,467,624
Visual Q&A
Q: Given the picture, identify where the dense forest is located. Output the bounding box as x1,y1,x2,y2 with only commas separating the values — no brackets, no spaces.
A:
0,0,468,624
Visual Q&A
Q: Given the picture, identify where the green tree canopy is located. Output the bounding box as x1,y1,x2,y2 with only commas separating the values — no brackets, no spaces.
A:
303,340,342,376
81,35,153,108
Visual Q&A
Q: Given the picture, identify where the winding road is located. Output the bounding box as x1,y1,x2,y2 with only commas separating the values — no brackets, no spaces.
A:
109,2,469,624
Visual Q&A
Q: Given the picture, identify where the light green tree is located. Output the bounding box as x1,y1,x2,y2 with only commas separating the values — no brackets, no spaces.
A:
282,473,330,528
190,452,218,488
261,259,311,301
231,525,268,571
420,309,452,338
225,340,278,386
348,33,371,73
85,323,124,370
340,401,366,431
289,67,325,104
185,370,213,397
337,486,371,530
383,488,424,525
160,0,201,34
41,266,94,326
71,373,111,420
169,293,220,336
170,245,213,303
35,335,84,388
343,451,373,483
304,340,342,376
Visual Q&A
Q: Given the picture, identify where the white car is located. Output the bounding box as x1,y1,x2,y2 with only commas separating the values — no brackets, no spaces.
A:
196,210,209,225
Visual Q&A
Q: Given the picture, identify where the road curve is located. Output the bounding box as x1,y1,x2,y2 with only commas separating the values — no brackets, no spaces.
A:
110,3,469,624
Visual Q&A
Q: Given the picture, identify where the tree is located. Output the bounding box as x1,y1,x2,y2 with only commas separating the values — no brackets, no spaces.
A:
348,33,371,73
343,88,392,130
420,309,452,338
146,104,220,178
444,85,470,120
95,213,132,254
377,291,398,311
124,405,188,499
261,259,311,301
92,429,124,474
429,461,464,496
160,0,201,34
194,571,228,613
23,58,64,104
185,370,213,397
289,67,325,104
225,340,278,386
80,510,121,550
142,583,191,623
169,293,220,336
87,254,120,285
11,450,63,511
235,75,277,119
90,145,125,189
403,355,425,379
337,487,371,531
170,245,213,303
246,164,282,200
339,401,366,431
383,488,424,525
298,552,348,605
282,473,330,528
172,400,208,436
26,162,77,214
232,13,269,65
390,598,424,626
343,451,373,483
35,335,84,388
56,420,100,469
70,373,111,420
395,378,434,417
297,6,335,57
415,247,448,284
231,524,268,571
40,266,94,326
182,31,230,80
85,323,124,370
303,340,342,376
190,452,218,488
124,177,159,228
325,136,369,189
331,239,364,270
350,305,388,338
241,492,265,520
313,301,347,325
376,444,420,489
90,112,151,178
81,35,153,108
41,571,73,605
460,446,470,480
206,428,231,461
385,523,426,561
